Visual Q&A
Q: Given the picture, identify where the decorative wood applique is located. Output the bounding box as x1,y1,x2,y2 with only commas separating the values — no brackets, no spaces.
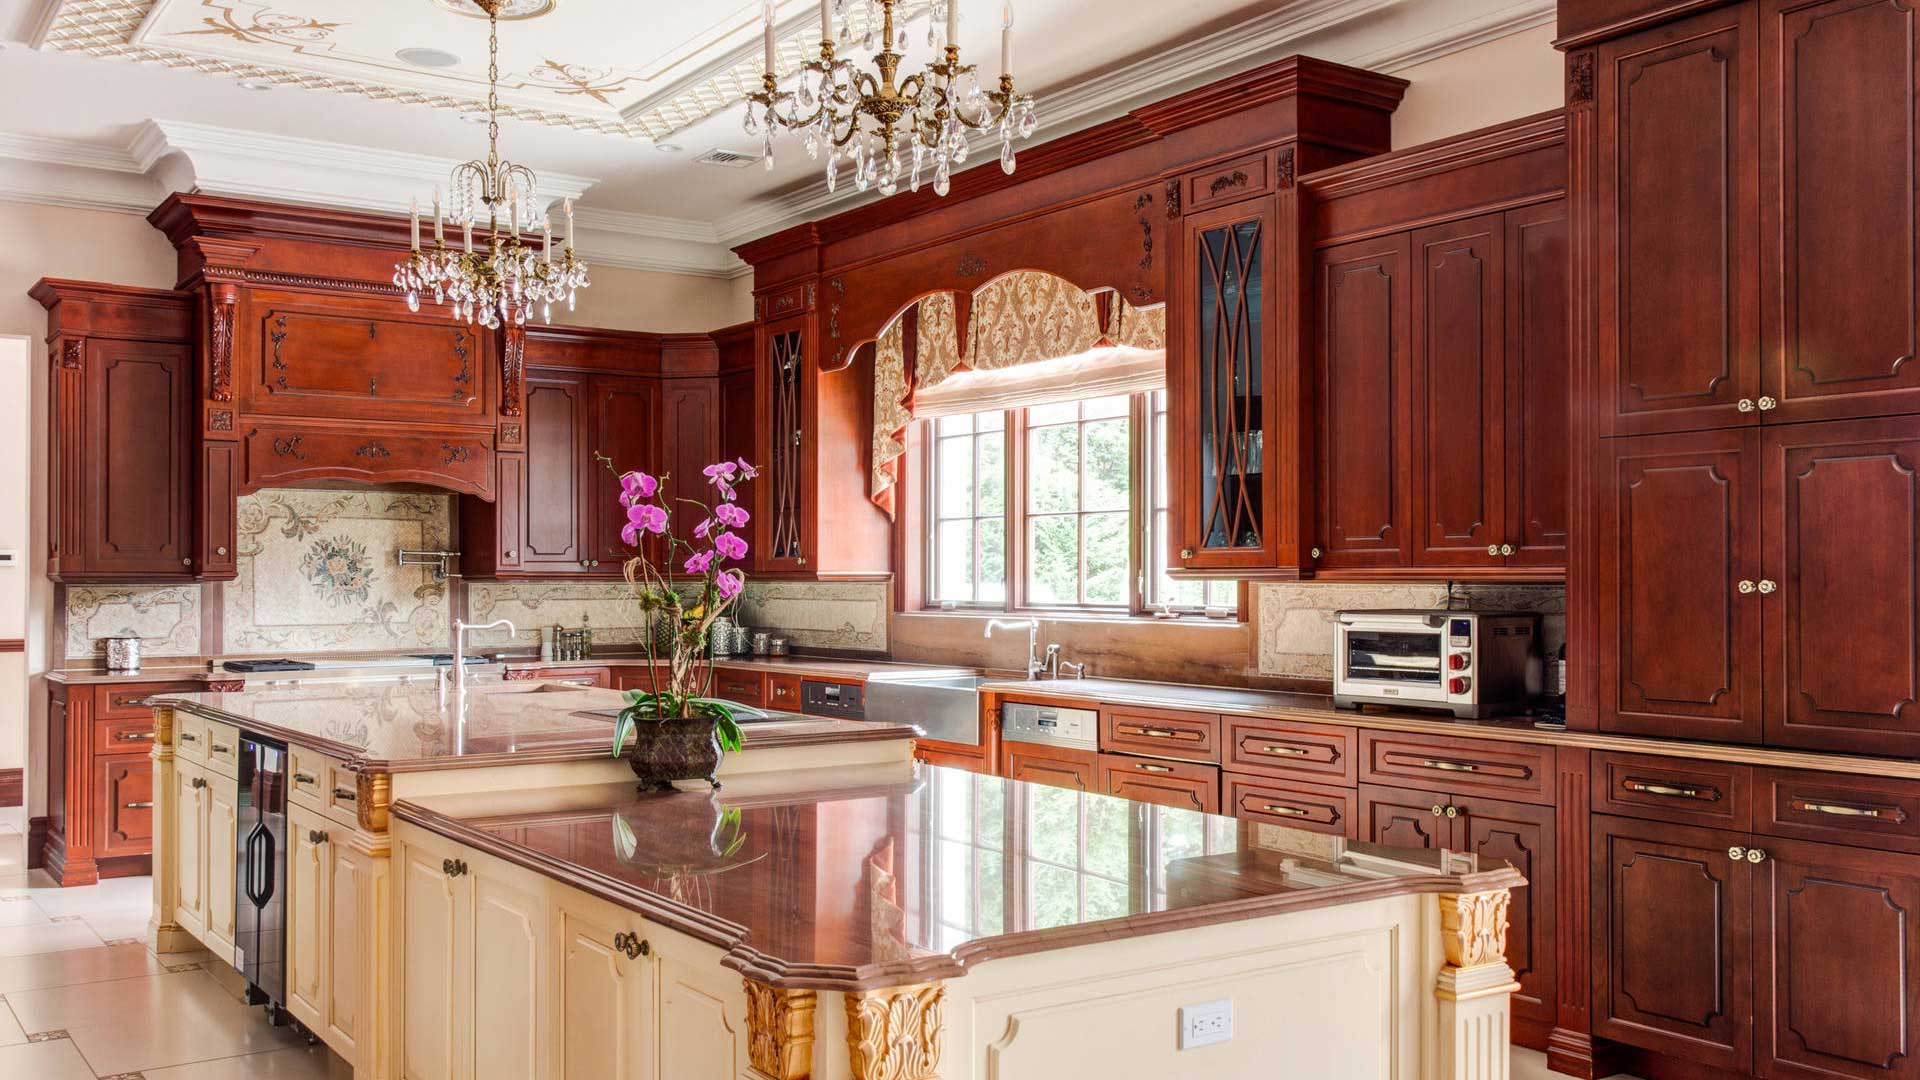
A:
500,328,525,418
772,291,801,313
272,435,306,460
1165,178,1181,218
354,441,391,459
502,668,538,681
451,330,472,400
844,983,945,1080
269,314,291,391
1276,146,1296,189
209,410,234,432
208,293,236,402
206,680,245,693
827,276,846,366
500,422,522,443
440,442,470,466
955,255,988,278
355,770,392,833
1568,51,1595,106
1440,890,1512,969
745,980,816,1080
59,339,83,370
1209,170,1250,197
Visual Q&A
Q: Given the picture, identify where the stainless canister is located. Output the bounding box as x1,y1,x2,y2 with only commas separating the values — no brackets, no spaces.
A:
768,636,790,657
751,632,771,657
104,636,141,673
710,617,739,657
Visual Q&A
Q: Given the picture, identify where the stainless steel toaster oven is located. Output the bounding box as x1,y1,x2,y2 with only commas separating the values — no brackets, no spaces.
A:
1333,610,1539,719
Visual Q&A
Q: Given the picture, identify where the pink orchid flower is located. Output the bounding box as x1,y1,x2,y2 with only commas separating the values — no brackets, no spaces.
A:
693,517,715,539
734,458,759,481
620,471,659,501
627,502,668,535
714,502,750,528
620,522,641,547
715,568,745,599
714,530,749,562
683,550,714,574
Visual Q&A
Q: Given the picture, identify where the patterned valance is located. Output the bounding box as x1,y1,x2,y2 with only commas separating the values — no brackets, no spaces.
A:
869,271,1167,516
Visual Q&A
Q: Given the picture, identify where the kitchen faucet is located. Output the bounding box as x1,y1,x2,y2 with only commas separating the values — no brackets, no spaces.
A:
985,618,1043,679
1043,643,1085,680
451,618,516,693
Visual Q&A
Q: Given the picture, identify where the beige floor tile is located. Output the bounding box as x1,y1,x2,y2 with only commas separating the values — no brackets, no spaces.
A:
0,1036,97,1080
0,941,163,994
0,999,25,1047
0,898,48,930
142,1044,351,1079
9,966,306,1075
0,920,103,958
27,875,152,921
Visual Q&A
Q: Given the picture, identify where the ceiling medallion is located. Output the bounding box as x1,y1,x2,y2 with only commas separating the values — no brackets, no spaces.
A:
432,0,557,19
749,0,1038,197
396,0,588,329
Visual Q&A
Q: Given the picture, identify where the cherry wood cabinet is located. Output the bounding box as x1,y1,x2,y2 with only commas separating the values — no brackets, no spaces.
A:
43,679,197,886
1314,233,1412,571
33,282,199,583
1001,743,1098,793
1598,419,1920,755
1096,753,1220,814
518,370,594,573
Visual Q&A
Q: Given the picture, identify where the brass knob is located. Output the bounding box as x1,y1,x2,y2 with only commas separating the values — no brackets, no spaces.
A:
1444,806,1459,819
1737,398,1756,413
442,858,468,877
308,829,328,844
1757,579,1777,594
504,550,516,560
1757,396,1778,411
1487,545,1501,556
1499,544,1515,556
1738,580,1757,594
1431,805,1444,816
1728,845,1747,861
191,777,206,790
182,557,192,565
216,546,228,556
1745,847,1767,863
1309,547,1322,559
1179,548,1194,560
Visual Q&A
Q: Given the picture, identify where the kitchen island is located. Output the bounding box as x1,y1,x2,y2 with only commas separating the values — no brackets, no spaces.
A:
391,768,1524,1080
144,678,920,1080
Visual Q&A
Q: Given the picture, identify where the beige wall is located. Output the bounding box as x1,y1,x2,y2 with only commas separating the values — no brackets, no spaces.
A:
1390,23,1563,150
565,263,752,332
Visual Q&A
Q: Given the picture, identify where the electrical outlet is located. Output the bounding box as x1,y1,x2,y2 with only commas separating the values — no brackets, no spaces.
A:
1178,999,1232,1049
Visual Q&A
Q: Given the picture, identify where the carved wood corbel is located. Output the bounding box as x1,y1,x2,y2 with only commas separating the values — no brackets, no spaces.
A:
844,982,945,1080
355,770,392,834
1436,889,1520,1002
499,326,525,418
744,979,816,1079
207,283,238,403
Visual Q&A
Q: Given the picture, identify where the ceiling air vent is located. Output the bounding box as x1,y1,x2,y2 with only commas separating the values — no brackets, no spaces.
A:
694,148,763,169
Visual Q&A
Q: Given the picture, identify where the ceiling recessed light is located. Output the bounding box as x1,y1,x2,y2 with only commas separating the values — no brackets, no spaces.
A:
431,0,556,19
397,46,463,68
236,76,276,91
654,143,684,154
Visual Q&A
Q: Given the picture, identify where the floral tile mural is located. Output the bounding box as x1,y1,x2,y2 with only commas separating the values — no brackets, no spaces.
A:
65,586,202,659
224,489,451,653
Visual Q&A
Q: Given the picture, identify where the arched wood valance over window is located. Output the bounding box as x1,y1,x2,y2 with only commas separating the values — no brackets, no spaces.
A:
870,270,1167,517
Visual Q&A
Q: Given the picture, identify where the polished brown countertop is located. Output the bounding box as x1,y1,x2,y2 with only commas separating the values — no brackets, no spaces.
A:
48,666,219,686
151,681,920,773
505,656,977,682
392,766,1523,991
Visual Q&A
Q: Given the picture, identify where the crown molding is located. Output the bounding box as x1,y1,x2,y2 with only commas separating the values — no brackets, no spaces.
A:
1345,0,1556,71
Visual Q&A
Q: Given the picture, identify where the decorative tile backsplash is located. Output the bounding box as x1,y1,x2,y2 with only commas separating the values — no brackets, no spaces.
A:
736,580,889,652
464,581,650,650
223,490,451,653
1257,582,1565,682
65,585,201,659
462,578,891,654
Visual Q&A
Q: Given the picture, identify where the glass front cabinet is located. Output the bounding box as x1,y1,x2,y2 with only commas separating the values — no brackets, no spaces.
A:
1169,165,1300,575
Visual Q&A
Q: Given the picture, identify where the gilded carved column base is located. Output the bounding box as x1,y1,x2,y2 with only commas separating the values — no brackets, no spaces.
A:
845,982,946,1080
744,979,817,1080
1437,890,1518,1080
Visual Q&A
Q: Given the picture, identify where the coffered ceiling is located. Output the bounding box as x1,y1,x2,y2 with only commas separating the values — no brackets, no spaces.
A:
0,0,1556,274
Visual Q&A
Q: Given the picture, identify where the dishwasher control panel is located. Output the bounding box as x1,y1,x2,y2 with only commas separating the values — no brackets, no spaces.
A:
1001,702,1099,751
800,679,865,720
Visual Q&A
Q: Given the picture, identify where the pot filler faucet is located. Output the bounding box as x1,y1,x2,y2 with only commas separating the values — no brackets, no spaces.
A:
985,618,1042,680
451,617,516,692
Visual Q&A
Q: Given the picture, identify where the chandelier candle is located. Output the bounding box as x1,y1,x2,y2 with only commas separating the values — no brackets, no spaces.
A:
749,0,1037,196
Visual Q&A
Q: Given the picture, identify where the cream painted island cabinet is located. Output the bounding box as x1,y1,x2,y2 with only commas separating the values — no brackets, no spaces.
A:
145,680,921,1080
389,769,1526,1080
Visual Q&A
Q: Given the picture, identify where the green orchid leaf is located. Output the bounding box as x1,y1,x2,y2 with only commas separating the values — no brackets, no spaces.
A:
611,709,635,759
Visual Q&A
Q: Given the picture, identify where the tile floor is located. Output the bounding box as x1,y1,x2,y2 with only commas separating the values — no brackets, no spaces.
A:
0,805,1630,1079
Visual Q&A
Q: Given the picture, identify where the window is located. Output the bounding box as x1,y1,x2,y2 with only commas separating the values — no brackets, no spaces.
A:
924,391,1238,616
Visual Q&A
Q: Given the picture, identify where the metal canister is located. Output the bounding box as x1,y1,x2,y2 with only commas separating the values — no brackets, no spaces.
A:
751,632,771,657
104,636,141,673
710,617,738,657
768,636,790,657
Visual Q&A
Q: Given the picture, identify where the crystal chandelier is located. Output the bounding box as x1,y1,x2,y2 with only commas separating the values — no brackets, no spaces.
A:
394,0,587,329
747,0,1038,197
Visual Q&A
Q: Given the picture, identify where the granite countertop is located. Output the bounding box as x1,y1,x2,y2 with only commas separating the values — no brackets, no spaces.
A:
48,666,216,686
392,766,1523,991
504,656,979,682
150,681,920,773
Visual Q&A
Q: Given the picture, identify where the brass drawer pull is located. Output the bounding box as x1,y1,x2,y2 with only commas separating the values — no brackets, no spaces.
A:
190,777,207,790
113,695,153,708
178,733,198,743
210,743,232,755
442,858,468,877
1728,845,1768,863
612,931,650,959
1261,804,1310,818
333,787,357,802
1793,799,1902,821
293,772,317,785
1623,778,1716,802
1421,759,1478,773
123,801,154,810
117,731,156,742
1134,762,1175,773
308,829,329,844
1123,725,1200,741
1258,744,1309,757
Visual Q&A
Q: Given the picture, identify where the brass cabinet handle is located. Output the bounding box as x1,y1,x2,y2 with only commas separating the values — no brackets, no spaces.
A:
1134,762,1175,773
1487,544,1501,556
1309,546,1322,559
123,801,154,809
1737,398,1757,413
190,777,207,789
210,743,231,754
117,731,156,742
1728,846,1767,863
442,858,468,877
1258,744,1309,757
1738,580,1757,594
293,772,317,785
179,733,198,743
1622,778,1716,802
1499,543,1515,556
333,787,357,802
1123,725,1200,742
1793,799,1900,820
1421,759,1477,773
1261,804,1310,818
1431,805,1445,816
1180,548,1194,560
308,829,329,844
612,931,649,959
1757,396,1778,411
1757,579,1777,594
1445,805,1459,819
1746,847,1767,863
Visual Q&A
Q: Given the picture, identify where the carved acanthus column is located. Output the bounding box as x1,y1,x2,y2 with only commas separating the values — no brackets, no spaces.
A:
844,982,945,1080
744,980,816,1079
1435,889,1520,1080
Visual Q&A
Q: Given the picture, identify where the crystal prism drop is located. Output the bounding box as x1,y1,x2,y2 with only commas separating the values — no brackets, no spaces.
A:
863,27,874,50
1000,139,1015,174
934,160,950,196
827,154,839,193
1019,106,1037,138
804,130,819,159
744,107,758,135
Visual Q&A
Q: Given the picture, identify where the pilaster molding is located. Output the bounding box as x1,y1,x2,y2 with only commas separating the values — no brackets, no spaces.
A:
744,980,816,1080
355,770,392,834
207,284,238,404
844,982,945,1080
